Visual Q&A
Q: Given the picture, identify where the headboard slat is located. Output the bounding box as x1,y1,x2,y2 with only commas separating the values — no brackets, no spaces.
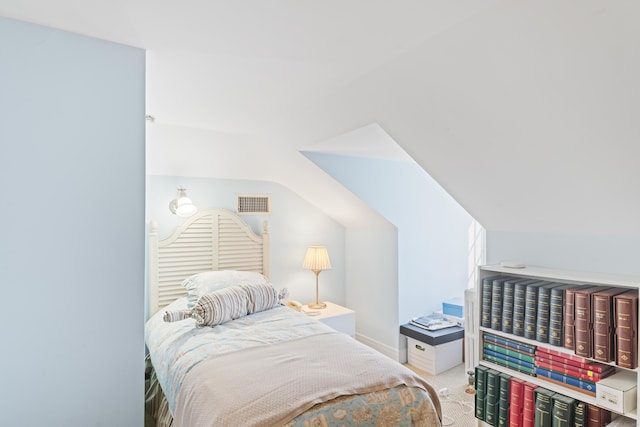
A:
149,208,270,314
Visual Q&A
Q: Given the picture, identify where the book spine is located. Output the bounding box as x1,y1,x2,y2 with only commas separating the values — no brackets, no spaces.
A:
536,376,595,398
534,346,608,371
593,293,615,362
548,287,565,346
498,373,511,427
573,401,586,427
533,388,553,427
485,369,500,426
534,367,596,394
482,277,493,328
502,281,515,334
551,396,575,427
484,349,535,370
484,332,536,355
614,292,638,369
522,383,538,427
483,342,536,363
586,404,611,427
475,365,489,420
484,353,536,376
533,358,607,382
564,288,577,350
513,283,527,337
574,290,593,358
491,279,504,331
508,378,524,427
535,285,552,343
524,284,540,340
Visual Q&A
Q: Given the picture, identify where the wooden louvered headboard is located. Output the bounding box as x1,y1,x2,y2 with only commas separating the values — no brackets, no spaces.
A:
148,208,270,314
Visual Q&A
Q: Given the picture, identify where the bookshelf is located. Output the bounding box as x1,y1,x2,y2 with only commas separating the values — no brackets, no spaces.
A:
468,264,640,425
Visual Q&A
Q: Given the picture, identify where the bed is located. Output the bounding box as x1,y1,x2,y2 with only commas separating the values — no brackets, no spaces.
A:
145,208,442,427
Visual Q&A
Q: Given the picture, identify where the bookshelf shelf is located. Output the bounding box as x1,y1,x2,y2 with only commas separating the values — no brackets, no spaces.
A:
471,264,640,424
478,326,640,374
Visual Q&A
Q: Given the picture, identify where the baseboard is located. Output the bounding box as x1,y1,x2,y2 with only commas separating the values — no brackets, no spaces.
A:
356,333,400,361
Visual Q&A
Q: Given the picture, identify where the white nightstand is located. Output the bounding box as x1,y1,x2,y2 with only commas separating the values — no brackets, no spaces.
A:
304,301,355,337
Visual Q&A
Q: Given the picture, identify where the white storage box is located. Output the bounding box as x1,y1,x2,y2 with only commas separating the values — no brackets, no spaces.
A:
407,336,463,375
596,370,637,413
401,323,464,375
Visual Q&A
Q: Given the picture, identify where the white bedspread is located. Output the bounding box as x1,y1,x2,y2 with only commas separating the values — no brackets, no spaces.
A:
145,298,333,413
173,332,439,427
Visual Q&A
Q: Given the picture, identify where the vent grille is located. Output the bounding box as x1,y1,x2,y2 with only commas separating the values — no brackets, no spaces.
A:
237,195,270,215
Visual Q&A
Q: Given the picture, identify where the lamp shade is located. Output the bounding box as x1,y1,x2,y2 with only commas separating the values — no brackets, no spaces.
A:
169,187,197,217
303,246,331,271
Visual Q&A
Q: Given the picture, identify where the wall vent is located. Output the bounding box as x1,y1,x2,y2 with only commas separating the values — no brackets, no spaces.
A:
237,195,271,215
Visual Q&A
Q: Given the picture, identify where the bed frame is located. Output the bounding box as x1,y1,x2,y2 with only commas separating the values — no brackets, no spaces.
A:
148,208,270,314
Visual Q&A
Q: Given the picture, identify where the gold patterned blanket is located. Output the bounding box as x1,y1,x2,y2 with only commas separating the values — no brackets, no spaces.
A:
173,332,442,427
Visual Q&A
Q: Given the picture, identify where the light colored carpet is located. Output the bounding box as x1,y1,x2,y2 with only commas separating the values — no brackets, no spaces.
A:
406,363,476,427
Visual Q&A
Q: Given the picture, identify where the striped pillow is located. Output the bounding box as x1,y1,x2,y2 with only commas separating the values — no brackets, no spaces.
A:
241,282,282,314
181,270,269,308
192,286,249,327
163,310,193,322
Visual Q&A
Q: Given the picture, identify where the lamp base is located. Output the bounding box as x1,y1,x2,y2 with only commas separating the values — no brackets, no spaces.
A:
308,302,326,309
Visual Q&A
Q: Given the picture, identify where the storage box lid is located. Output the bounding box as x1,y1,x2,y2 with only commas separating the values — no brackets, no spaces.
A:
400,323,464,345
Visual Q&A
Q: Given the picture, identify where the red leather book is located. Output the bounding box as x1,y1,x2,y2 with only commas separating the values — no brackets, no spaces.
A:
534,356,614,381
535,346,611,372
522,382,538,427
574,287,610,358
614,289,639,369
509,377,525,427
592,287,627,362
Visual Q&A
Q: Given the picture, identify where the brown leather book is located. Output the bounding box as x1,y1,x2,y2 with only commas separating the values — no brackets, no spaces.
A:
585,404,611,427
614,289,639,369
564,286,593,350
574,287,610,358
592,287,627,362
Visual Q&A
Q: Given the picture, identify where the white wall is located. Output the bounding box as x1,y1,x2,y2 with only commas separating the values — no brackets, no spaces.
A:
303,151,474,356
345,227,399,358
487,232,640,276
0,17,144,425
146,175,346,317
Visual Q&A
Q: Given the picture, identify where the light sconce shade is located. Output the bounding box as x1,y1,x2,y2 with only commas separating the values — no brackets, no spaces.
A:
303,246,331,309
169,187,197,217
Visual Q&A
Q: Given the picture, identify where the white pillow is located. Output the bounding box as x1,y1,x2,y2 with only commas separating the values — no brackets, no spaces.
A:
181,270,269,308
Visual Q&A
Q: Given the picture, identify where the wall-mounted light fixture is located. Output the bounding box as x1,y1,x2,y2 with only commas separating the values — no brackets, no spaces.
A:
169,187,197,217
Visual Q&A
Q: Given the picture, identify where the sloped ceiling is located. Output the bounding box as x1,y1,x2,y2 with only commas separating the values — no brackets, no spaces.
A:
2,1,638,234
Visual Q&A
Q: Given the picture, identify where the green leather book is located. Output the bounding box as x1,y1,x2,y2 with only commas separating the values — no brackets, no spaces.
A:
536,283,563,343
485,369,500,426
548,284,574,346
497,373,511,427
513,279,541,337
533,388,554,427
551,394,575,427
475,365,489,396
475,393,486,421
501,278,531,334
524,282,551,340
483,352,536,376
482,275,504,328
483,341,535,363
573,401,586,427
492,277,513,331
